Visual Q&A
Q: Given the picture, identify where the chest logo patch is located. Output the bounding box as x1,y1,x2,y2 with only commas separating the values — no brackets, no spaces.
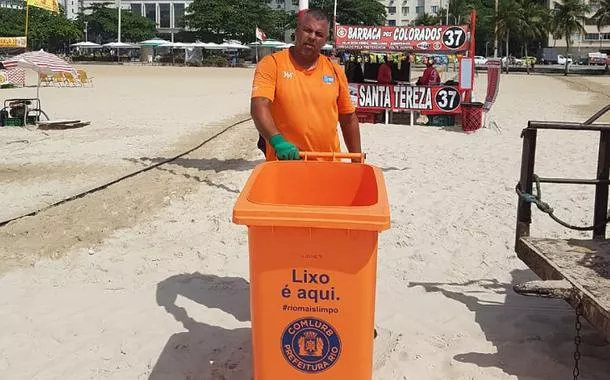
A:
323,75,335,84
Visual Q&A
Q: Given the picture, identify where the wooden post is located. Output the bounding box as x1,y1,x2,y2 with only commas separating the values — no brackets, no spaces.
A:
24,3,30,50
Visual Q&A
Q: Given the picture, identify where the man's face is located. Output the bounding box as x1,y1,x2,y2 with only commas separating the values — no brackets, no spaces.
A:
294,15,329,59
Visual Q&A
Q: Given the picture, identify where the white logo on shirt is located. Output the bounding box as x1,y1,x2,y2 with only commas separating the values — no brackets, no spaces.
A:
282,71,295,79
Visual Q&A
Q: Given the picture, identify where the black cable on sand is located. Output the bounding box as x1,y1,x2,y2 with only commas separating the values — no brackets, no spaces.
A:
0,117,253,228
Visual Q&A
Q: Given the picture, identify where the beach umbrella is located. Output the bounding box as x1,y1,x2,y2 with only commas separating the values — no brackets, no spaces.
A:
247,39,290,49
220,42,251,50
103,42,138,49
2,49,76,98
138,38,171,47
70,41,101,48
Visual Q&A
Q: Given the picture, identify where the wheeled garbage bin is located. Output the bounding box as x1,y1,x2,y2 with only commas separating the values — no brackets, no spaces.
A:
233,151,391,379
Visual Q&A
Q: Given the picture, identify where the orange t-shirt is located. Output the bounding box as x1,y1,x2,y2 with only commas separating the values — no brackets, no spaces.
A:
251,49,356,161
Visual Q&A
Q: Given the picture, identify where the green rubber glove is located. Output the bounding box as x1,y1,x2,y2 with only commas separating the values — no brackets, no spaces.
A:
269,134,300,160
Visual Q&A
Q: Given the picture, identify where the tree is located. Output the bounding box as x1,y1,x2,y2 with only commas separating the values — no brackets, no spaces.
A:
411,13,440,26
308,0,386,26
75,3,157,44
551,0,590,75
516,0,550,73
183,0,289,43
0,6,81,52
591,0,610,30
495,0,524,72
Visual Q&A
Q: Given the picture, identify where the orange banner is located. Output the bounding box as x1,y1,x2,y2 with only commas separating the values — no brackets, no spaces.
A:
0,37,27,48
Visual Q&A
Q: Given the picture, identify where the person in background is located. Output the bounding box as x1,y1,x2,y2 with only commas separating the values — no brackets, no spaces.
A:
416,57,441,85
376,56,393,84
250,9,361,161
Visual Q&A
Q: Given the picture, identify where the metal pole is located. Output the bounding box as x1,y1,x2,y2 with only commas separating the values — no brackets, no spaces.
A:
84,21,88,42
333,0,338,30
117,0,121,62
493,0,498,58
446,0,449,25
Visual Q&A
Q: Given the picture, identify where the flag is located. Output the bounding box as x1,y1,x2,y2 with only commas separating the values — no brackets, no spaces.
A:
27,0,59,13
256,27,267,41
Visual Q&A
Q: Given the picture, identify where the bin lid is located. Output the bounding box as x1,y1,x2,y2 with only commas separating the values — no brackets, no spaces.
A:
233,161,391,231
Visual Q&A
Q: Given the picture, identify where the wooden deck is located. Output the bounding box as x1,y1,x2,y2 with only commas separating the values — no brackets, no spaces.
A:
516,237,610,342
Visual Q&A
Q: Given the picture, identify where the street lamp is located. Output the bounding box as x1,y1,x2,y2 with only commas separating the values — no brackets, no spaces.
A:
485,41,490,57
84,21,88,42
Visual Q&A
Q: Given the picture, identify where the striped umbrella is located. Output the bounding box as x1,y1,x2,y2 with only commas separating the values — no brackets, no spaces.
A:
1,49,76,98
2,49,75,74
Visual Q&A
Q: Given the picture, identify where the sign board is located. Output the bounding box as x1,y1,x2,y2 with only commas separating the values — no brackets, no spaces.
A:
0,37,27,48
349,83,463,114
335,25,470,52
459,57,473,90
484,58,501,111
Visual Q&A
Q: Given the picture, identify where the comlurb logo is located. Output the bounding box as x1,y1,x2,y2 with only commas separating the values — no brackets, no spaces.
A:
336,27,347,38
281,317,341,374
283,71,295,79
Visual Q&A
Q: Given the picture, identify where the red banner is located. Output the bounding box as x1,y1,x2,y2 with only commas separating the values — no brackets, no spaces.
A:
349,83,464,114
484,58,501,111
335,25,470,52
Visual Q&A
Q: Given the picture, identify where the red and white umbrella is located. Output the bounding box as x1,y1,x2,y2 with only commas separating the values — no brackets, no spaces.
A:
1,49,76,98
2,49,75,75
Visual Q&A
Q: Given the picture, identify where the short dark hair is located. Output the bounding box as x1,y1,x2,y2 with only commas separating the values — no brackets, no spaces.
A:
301,8,330,24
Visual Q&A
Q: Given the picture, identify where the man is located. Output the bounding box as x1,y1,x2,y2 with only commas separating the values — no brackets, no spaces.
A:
416,57,441,86
376,56,393,85
250,9,361,161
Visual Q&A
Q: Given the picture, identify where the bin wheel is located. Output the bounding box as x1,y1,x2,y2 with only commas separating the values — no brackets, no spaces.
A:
374,328,377,339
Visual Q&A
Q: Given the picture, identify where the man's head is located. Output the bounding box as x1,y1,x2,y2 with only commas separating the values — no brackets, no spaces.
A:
294,9,330,60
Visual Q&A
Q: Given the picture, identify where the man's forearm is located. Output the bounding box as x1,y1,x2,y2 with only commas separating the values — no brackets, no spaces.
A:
339,112,362,154
250,97,279,141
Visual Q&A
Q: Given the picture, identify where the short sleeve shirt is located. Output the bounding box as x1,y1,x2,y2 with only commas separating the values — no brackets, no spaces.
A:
251,49,355,161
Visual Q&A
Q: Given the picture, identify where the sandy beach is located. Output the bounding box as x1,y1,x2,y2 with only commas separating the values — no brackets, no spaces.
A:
1,64,609,380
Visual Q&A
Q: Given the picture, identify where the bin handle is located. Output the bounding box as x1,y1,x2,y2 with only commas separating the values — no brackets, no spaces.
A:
299,151,366,163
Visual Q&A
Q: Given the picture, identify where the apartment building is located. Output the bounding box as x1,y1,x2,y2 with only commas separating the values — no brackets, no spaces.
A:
380,0,445,26
548,0,609,54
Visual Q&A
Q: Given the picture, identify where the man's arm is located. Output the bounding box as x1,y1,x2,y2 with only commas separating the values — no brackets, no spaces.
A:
339,112,362,161
335,61,362,160
250,97,280,141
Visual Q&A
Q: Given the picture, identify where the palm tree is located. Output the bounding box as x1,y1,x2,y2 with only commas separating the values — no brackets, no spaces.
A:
411,13,440,26
517,0,551,73
591,0,610,42
495,0,524,73
551,0,590,75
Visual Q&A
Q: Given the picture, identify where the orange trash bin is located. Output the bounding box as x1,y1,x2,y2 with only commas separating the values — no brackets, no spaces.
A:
233,152,391,379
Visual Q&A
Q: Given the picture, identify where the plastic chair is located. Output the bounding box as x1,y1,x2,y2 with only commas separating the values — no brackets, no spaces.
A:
63,72,80,87
76,70,93,87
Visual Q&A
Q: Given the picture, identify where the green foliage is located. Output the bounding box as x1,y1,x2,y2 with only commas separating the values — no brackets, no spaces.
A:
308,0,387,26
75,3,157,43
0,6,81,52
591,0,610,30
183,0,290,43
412,13,440,26
550,0,589,51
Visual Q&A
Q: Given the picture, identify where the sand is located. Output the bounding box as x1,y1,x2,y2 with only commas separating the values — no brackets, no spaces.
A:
1,64,610,380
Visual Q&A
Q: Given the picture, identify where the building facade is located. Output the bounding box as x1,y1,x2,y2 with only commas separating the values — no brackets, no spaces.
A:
547,0,609,55
380,0,445,26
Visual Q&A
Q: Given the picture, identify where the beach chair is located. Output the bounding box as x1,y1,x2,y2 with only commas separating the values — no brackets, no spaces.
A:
63,72,80,87
39,73,52,87
52,72,66,87
76,70,93,87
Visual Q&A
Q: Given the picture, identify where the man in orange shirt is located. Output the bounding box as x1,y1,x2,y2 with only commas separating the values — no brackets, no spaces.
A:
250,9,361,161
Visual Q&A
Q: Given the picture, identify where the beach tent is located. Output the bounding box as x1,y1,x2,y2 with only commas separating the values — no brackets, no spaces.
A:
139,38,170,47
139,38,171,62
70,41,102,48
1,49,76,97
103,42,138,49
